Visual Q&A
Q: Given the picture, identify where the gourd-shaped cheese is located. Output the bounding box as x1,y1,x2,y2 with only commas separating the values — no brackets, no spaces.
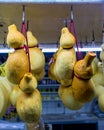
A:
53,27,76,86
7,24,25,49
16,89,42,123
95,45,104,112
5,49,29,84
58,85,83,110
27,31,45,81
92,46,104,112
16,71,42,123
92,62,104,97
72,52,96,103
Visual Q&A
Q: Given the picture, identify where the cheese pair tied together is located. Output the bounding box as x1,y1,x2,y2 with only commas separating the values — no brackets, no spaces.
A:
49,27,76,86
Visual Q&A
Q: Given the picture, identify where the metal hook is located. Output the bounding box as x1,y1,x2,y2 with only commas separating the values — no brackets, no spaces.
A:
85,36,88,45
22,5,25,22
3,37,6,48
64,19,68,27
102,22,104,33
92,30,95,42
102,22,104,43
70,5,74,21
27,20,29,31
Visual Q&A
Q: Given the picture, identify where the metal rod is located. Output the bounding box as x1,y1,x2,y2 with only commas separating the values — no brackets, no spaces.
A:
22,5,25,22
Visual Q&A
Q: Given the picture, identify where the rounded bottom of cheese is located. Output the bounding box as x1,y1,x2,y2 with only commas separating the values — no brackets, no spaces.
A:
16,89,42,123
58,85,83,110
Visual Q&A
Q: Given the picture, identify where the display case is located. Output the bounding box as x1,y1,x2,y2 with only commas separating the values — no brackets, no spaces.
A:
0,47,104,130
37,49,104,130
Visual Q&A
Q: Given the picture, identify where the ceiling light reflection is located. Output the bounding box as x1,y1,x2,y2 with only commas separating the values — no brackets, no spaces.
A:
0,0,102,3
0,47,101,53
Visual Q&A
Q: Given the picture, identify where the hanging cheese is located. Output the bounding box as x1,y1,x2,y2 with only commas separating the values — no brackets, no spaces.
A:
16,89,42,123
72,52,96,103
